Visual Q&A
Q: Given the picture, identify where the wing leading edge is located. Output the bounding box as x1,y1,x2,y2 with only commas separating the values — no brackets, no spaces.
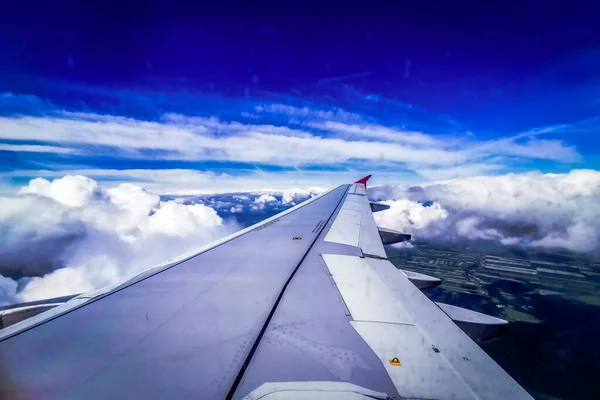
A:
0,176,532,399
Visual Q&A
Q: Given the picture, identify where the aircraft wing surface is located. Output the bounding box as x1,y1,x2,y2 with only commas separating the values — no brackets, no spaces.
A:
0,176,532,399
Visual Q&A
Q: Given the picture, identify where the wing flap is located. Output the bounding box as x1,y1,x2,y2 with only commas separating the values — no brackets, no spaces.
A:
322,254,414,324
358,196,387,258
436,302,508,342
351,321,474,400
369,257,530,399
323,254,471,399
321,252,532,399
402,270,442,290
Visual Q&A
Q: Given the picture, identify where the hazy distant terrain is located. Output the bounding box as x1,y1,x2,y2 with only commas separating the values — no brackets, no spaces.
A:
386,243,600,400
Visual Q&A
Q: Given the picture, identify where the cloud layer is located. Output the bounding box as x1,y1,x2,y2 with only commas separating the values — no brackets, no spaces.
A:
0,176,236,304
371,169,600,253
1,169,598,306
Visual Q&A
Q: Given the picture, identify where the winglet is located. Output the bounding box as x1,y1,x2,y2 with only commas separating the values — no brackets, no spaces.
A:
354,175,372,185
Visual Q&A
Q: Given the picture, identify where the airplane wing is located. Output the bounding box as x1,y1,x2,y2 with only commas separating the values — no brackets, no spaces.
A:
0,176,532,399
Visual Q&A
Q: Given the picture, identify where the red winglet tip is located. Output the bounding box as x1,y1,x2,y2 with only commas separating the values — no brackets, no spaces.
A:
354,175,372,185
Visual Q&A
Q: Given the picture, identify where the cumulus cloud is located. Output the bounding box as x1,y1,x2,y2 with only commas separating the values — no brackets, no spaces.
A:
247,188,324,210
254,194,278,204
161,188,321,221
251,194,279,211
0,176,237,304
230,204,243,213
18,175,104,207
144,202,222,237
282,187,324,205
19,256,123,301
371,169,600,253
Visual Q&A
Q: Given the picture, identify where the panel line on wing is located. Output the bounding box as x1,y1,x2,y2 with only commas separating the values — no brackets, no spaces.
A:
225,186,350,400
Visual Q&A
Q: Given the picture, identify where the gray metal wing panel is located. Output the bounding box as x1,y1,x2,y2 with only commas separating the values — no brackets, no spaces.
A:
233,239,400,399
232,188,399,399
0,185,349,400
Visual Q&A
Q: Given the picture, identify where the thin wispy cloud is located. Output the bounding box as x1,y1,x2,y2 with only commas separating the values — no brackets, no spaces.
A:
0,97,585,191
0,143,76,154
309,120,444,146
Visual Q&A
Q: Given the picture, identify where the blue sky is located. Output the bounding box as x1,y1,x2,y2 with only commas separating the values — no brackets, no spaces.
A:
0,1,598,193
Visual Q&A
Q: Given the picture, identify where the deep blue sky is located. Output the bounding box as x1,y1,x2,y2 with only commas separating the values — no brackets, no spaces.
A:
0,1,598,192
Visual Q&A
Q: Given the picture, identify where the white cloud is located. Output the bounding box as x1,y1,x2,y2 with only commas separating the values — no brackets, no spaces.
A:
0,109,581,172
144,202,222,237
311,121,443,146
248,188,325,209
410,163,504,181
254,194,277,204
0,143,76,154
108,183,160,210
251,194,278,210
19,175,104,207
374,198,449,232
19,256,123,302
282,190,305,205
469,137,581,163
2,169,599,305
281,187,325,205
230,204,243,213
371,169,600,253
0,176,237,304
